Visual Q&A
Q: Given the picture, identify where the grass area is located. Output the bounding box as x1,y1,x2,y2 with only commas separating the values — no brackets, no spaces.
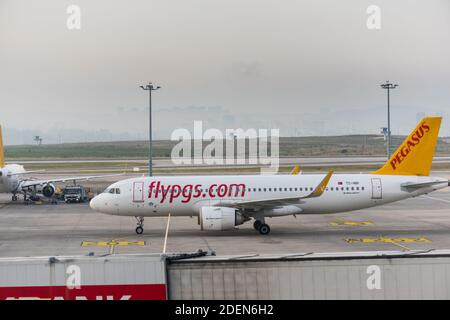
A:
4,141,173,159
5,135,450,159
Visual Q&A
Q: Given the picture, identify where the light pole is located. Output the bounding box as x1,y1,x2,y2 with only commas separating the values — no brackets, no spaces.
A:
140,82,161,176
380,81,398,159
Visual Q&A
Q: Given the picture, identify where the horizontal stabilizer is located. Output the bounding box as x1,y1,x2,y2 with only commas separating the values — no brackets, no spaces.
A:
401,180,449,189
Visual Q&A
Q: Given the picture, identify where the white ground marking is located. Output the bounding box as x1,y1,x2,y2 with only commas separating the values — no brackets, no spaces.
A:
422,195,450,204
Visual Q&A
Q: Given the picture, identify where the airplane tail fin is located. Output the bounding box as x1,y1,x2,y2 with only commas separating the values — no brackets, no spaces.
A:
0,126,4,167
372,116,442,176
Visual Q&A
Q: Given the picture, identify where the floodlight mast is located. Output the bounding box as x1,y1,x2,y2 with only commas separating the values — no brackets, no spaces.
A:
380,81,398,159
140,82,161,176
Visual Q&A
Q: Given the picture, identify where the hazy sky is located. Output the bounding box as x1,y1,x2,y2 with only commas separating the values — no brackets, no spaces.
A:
1,0,449,144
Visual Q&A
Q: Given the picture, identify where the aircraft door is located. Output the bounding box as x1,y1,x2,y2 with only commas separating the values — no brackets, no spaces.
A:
133,181,144,203
371,178,382,199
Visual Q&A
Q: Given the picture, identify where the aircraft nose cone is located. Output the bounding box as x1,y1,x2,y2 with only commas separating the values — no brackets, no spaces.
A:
90,195,100,211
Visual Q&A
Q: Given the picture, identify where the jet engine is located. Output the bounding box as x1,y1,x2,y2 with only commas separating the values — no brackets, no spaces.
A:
42,183,56,198
199,206,248,231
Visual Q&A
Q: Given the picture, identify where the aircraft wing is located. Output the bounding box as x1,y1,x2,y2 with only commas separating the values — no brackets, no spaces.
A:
19,174,124,189
8,170,46,176
217,171,333,210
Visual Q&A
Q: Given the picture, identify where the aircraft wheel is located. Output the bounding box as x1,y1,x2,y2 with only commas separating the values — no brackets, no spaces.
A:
258,224,271,235
135,226,144,235
12,195,18,201
253,220,262,230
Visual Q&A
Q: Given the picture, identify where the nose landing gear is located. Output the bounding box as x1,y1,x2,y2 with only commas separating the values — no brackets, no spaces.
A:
135,217,144,235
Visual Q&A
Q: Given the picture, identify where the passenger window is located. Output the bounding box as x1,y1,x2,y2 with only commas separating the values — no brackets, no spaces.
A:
362,187,365,191
289,188,292,191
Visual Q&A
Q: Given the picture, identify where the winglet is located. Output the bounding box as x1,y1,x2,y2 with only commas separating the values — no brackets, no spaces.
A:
0,125,5,168
307,170,333,198
290,165,301,175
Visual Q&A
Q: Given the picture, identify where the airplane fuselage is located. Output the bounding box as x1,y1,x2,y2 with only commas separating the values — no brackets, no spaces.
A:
90,173,448,217
0,164,25,194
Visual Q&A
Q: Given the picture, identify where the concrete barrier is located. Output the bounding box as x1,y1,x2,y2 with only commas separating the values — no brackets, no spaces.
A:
0,254,167,300
167,250,450,300
3,250,450,300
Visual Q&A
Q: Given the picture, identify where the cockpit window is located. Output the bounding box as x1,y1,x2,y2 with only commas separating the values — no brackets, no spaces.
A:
103,188,121,194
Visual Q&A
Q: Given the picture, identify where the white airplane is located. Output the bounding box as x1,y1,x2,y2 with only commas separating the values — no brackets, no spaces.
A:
90,117,450,235
0,126,121,202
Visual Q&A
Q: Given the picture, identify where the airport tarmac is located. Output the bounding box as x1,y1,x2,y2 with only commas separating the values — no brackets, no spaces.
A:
0,187,450,258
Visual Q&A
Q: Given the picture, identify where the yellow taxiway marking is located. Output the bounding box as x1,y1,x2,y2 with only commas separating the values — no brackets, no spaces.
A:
330,219,373,226
345,237,431,244
81,240,146,247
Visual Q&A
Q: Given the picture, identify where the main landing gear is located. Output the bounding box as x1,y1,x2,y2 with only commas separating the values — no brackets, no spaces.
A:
135,217,144,235
253,219,271,235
